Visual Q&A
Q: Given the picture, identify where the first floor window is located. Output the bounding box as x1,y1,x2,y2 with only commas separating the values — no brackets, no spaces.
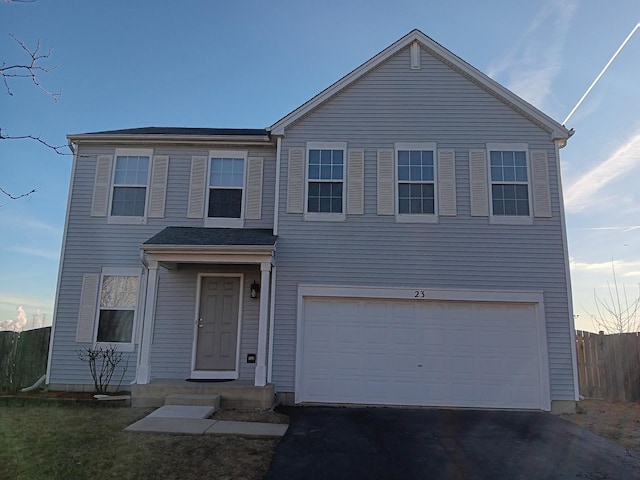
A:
97,274,138,343
111,152,150,217
208,154,245,219
490,149,529,216
397,147,435,215
307,146,344,213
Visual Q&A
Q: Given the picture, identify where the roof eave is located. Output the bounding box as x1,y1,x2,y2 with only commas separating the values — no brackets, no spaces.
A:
67,133,274,147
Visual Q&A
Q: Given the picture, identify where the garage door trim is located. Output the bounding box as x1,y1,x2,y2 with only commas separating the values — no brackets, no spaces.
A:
295,285,550,410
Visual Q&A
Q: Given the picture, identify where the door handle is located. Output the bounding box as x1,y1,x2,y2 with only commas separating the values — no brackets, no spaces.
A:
197,318,204,328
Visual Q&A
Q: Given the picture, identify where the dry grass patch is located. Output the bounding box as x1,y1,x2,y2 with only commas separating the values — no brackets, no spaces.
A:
212,408,289,424
0,405,279,480
563,399,640,452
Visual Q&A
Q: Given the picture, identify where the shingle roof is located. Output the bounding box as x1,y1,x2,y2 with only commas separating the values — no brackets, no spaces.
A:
80,127,269,137
143,227,277,247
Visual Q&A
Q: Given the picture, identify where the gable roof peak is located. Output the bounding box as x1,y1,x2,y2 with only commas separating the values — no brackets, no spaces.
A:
269,29,571,142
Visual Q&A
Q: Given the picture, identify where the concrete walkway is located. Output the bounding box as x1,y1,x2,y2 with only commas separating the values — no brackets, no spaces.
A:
125,405,288,437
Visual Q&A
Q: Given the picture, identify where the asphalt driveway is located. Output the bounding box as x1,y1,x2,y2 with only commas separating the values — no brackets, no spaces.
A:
265,406,640,480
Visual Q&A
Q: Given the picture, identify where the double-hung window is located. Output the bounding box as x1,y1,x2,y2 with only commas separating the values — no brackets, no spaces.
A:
110,149,151,221
96,268,140,350
206,150,247,228
305,142,346,221
395,142,437,222
488,144,531,222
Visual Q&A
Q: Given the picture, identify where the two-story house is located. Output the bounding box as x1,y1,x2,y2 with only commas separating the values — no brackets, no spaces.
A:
46,30,578,413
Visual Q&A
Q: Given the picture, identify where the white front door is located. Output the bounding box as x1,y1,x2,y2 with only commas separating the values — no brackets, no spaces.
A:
192,276,241,379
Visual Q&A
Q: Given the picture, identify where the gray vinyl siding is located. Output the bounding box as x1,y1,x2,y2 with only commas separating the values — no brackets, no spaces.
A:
271,45,575,401
49,144,275,385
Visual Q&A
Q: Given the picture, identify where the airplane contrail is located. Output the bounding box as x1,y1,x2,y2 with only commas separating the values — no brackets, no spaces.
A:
563,22,640,125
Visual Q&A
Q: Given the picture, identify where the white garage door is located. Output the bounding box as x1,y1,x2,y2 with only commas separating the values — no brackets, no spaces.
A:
298,296,546,409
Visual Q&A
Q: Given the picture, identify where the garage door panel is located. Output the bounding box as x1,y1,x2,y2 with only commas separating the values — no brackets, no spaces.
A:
300,296,545,409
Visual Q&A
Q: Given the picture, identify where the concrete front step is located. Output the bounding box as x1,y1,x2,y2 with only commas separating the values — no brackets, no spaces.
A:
165,393,221,409
131,380,276,409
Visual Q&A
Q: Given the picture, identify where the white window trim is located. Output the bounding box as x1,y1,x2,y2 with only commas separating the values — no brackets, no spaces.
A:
107,148,153,225
304,141,347,222
94,266,142,352
205,150,248,228
487,143,534,225
394,142,438,223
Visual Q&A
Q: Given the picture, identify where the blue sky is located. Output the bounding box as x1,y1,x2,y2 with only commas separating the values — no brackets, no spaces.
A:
1,0,639,332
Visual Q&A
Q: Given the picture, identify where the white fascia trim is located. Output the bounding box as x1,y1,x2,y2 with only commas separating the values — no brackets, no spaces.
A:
269,30,571,140
46,148,78,384
67,134,274,147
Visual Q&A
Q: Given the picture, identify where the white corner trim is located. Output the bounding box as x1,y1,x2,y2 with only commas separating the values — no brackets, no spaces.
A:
273,136,282,235
46,148,78,384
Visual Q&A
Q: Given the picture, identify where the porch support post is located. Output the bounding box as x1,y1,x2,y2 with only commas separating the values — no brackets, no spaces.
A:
254,262,271,386
137,260,159,384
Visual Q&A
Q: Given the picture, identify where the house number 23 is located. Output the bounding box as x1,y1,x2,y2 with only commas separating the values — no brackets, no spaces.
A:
414,290,425,298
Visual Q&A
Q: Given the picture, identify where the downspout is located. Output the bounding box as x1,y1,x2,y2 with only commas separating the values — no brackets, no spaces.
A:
46,142,78,384
135,250,150,384
555,138,580,402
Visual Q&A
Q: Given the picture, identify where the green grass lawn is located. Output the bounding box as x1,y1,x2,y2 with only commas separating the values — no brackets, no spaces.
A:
0,405,278,480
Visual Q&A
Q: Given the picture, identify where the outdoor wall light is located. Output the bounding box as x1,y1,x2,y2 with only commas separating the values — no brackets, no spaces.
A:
250,281,260,299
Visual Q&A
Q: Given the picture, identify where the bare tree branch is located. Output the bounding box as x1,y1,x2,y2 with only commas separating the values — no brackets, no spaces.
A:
1,34,60,101
0,127,68,154
586,260,640,333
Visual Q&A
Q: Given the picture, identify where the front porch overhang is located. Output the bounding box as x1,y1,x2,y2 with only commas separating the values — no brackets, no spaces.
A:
137,227,277,388
142,245,275,270
140,226,277,269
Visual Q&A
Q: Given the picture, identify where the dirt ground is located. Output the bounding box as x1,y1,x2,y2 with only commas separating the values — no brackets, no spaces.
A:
563,399,640,452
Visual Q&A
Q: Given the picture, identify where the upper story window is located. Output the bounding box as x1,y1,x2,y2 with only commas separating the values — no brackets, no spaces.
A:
305,142,346,221
487,144,531,223
107,148,153,224
206,150,247,228
395,142,437,223
91,148,168,224
111,154,149,217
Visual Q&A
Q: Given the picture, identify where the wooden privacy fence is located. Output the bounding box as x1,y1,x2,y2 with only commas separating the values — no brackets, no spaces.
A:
0,327,51,393
576,330,640,402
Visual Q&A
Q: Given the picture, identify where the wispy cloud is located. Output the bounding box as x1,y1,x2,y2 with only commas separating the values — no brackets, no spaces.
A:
0,215,63,237
564,131,640,212
5,246,60,261
570,258,640,272
486,0,577,110
575,225,640,232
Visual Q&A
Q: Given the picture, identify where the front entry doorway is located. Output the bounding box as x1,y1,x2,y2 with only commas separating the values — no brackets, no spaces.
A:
192,275,242,379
